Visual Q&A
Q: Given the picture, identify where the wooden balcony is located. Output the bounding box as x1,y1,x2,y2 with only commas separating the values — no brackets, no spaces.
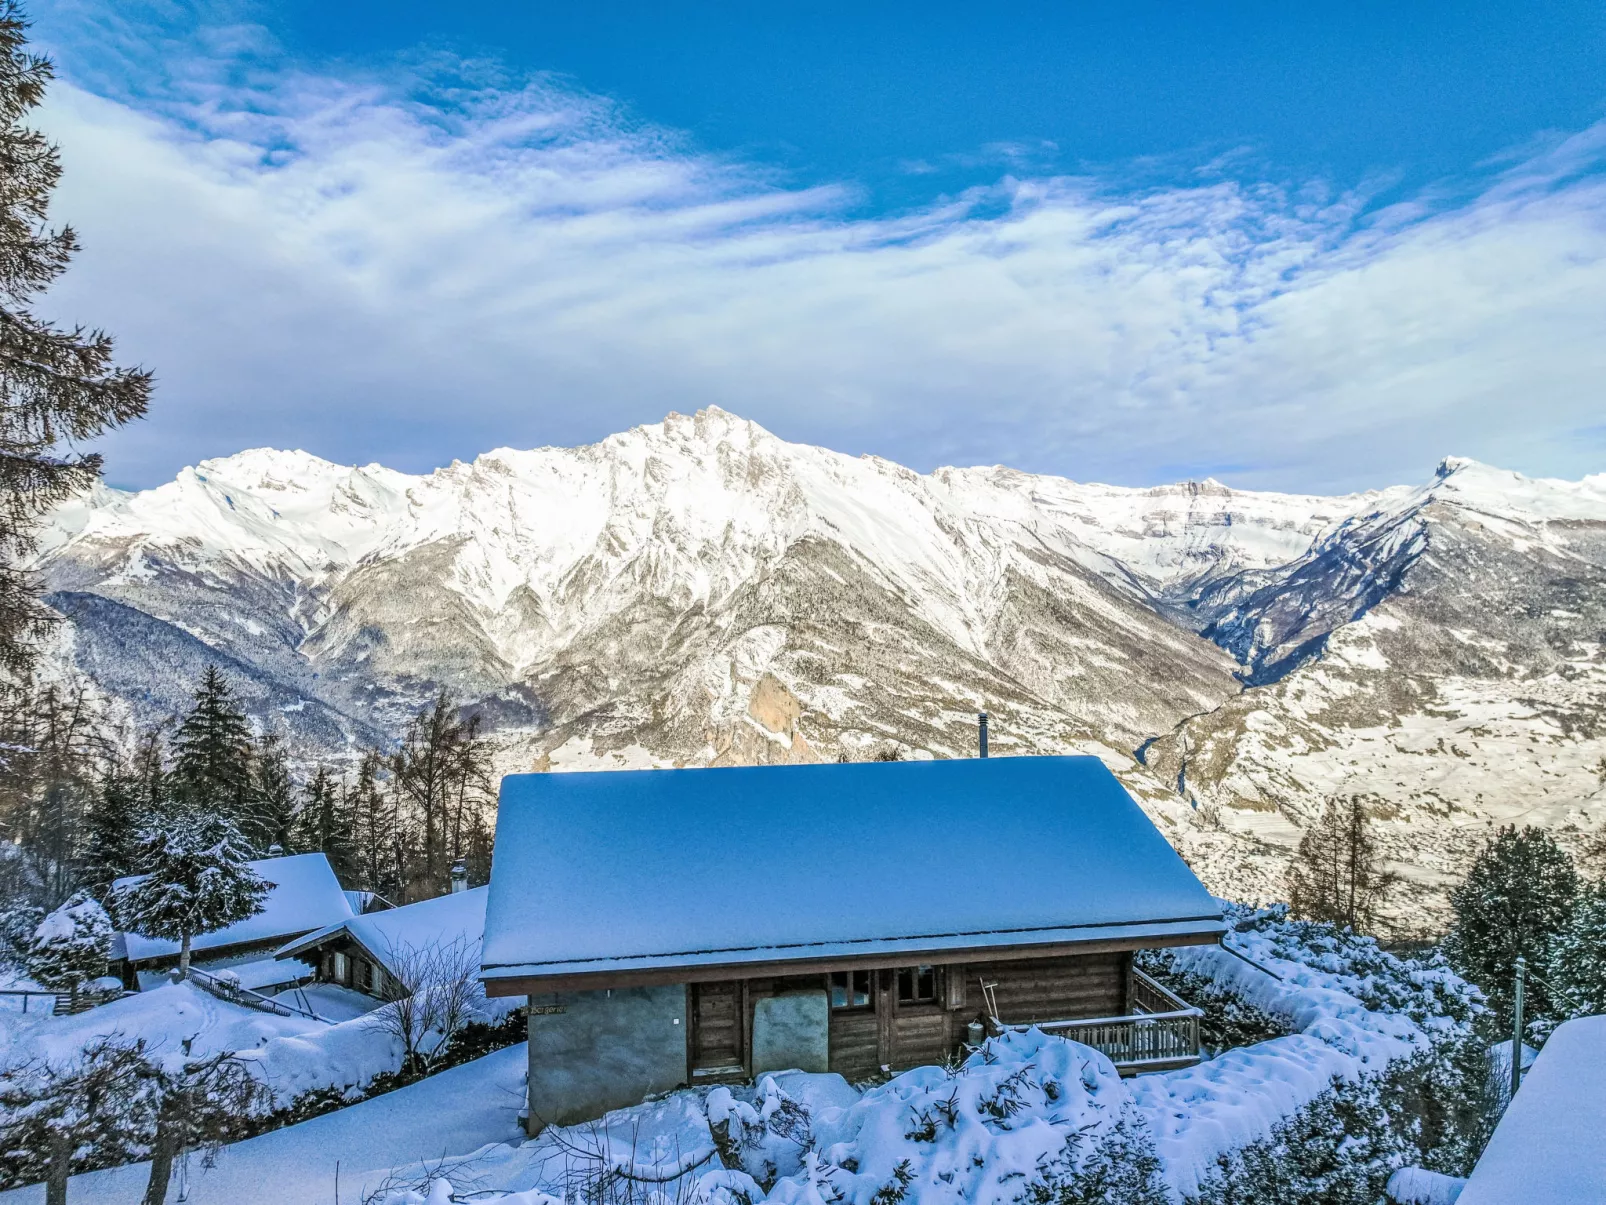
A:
991,967,1204,1074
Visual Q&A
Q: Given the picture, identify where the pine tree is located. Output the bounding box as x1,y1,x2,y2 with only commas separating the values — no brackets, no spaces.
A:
0,2,150,689
0,898,40,969
348,749,395,897
294,764,355,880
246,731,295,855
1286,796,1396,935
76,770,143,899
24,890,112,1002
0,682,106,906
1445,826,1580,1028
170,666,254,824
1546,885,1606,1021
111,813,270,978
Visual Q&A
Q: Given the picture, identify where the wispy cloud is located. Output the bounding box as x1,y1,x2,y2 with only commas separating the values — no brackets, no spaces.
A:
30,4,1606,492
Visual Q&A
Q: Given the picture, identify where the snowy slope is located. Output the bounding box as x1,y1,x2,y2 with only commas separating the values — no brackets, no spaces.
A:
30,409,1606,920
1143,459,1606,925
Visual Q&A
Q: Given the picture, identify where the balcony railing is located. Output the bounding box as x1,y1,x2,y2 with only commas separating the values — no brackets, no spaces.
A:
990,967,1204,1073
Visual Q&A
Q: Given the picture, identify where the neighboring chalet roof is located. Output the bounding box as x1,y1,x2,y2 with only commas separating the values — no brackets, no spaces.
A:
114,852,355,965
480,756,1226,992
276,886,489,979
1457,1015,1606,1205
344,889,394,915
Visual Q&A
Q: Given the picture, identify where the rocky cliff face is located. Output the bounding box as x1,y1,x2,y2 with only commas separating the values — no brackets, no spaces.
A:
34,411,1606,926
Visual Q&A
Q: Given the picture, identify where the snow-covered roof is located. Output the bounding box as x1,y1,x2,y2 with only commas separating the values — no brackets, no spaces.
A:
1457,1014,1606,1205
481,757,1225,988
114,852,355,964
276,886,488,977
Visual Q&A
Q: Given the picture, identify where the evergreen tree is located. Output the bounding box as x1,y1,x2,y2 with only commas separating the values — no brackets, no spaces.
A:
294,764,355,880
75,769,144,899
1445,826,1579,1028
0,682,105,906
111,813,269,977
170,665,254,823
1287,796,1396,935
1546,885,1606,1021
0,898,40,969
24,890,112,1002
246,731,295,855
347,749,396,899
0,2,150,689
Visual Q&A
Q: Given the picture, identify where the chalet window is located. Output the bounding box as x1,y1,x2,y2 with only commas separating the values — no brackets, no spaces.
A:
332,951,349,984
828,969,872,1009
897,965,937,1005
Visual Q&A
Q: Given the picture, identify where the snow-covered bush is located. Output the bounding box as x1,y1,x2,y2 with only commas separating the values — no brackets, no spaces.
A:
1152,903,1494,1185
707,1076,815,1190
1188,1071,1410,1205
761,1029,1168,1205
1133,951,1294,1053
24,892,114,997
1222,903,1481,1030
0,902,42,972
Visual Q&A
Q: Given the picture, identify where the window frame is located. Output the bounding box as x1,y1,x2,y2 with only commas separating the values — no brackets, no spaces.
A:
827,968,875,1011
896,965,938,1006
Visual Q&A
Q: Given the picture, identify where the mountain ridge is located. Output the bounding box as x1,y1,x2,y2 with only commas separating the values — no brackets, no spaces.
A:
34,409,1606,927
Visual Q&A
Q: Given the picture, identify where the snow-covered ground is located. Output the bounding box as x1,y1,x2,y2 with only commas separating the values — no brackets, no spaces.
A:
0,1043,531,1204
4,913,1480,1204
0,979,412,1105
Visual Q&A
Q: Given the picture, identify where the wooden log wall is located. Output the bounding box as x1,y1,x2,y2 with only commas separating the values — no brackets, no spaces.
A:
956,953,1129,1027
685,953,1133,1084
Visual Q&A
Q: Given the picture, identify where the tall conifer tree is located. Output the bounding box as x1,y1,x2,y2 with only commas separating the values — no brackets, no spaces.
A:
76,771,141,898
247,731,295,855
294,765,354,881
0,2,150,686
171,666,254,823
1445,825,1580,1028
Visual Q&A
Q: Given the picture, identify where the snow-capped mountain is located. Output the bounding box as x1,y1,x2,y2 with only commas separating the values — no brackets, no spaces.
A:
34,409,1606,926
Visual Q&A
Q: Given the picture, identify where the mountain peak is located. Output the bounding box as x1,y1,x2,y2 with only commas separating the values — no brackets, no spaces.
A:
1435,455,1480,479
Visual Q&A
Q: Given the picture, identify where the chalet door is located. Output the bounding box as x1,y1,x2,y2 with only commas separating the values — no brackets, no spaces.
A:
690,981,745,1076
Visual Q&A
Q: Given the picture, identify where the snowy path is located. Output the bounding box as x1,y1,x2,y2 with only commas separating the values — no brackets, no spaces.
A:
0,1043,529,1204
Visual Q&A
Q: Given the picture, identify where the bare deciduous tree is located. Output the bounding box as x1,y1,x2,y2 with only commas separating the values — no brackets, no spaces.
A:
367,937,482,1076
1286,795,1397,935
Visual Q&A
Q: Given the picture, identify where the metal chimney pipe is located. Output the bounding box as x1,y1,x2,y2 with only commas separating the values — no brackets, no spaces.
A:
978,712,989,758
450,857,468,894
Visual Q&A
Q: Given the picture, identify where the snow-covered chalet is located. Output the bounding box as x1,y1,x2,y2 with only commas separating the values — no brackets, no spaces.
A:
111,852,355,991
276,884,487,1000
480,756,1226,1131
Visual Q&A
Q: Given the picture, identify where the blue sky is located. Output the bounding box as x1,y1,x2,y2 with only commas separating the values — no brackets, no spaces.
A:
27,1,1606,492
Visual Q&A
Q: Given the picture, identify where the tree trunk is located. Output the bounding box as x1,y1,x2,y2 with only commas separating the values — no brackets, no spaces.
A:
142,1125,177,1205
46,1127,70,1205
178,931,191,979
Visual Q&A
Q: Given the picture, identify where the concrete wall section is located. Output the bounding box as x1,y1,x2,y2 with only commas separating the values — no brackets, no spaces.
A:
752,990,829,1074
526,985,689,1130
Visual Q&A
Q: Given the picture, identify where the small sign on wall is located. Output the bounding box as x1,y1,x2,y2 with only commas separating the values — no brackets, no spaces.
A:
530,1004,567,1015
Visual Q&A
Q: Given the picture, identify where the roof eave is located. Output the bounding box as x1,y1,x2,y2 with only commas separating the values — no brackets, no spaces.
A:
481,919,1226,997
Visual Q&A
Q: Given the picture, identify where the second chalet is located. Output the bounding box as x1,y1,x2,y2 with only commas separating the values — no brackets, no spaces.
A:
480,754,1227,1130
